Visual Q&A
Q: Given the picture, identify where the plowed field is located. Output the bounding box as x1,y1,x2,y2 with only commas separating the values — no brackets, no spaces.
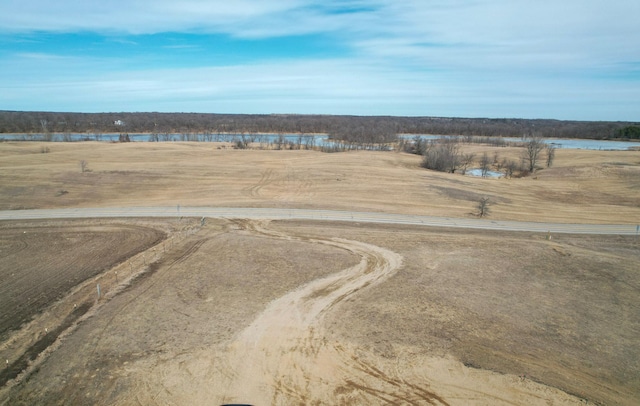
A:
0,221,165,340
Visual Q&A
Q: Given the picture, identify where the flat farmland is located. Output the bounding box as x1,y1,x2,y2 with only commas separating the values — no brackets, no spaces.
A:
0,222,165,340
0,141,639,405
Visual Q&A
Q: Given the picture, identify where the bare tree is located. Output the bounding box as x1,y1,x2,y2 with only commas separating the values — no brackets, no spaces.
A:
80,160,88,173
477,197,492,217
546,144,557,167
40,119,52,142
502,158,518,178
480,152,491,177
304,135,316,150
523,136,546,172
459,153,475,175
118,133,131,142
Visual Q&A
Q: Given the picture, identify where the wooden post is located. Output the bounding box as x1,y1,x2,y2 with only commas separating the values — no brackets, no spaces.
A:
97,283,101,299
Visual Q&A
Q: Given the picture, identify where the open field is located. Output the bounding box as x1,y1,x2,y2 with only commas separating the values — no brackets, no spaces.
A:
0,141,639,404
0,141,638,223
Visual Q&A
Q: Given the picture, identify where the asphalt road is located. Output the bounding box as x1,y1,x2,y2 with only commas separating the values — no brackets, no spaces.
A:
1,207,638,235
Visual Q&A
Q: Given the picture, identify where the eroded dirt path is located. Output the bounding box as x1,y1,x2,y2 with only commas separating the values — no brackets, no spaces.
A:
131,220,582,405
213,220,417,404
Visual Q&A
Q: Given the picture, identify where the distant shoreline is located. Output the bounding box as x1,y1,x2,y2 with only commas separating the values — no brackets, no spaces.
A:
1,111,638,141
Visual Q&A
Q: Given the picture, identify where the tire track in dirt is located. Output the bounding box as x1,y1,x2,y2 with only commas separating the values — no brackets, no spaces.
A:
198,221,583,405
47,219,585,405
244,168,274,198
208,220,446,405
243,165,315,202
277,164,315,202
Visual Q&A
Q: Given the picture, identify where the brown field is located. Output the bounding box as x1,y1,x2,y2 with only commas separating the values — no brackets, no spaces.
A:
0,141,639,405
0,141,638,222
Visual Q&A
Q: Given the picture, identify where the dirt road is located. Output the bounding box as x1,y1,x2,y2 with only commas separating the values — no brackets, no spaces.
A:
0,207,637,235
214,221,406,404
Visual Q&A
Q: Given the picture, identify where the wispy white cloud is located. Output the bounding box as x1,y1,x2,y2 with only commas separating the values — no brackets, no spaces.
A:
2,52,637,119
0,1,300,34
0,1,639,119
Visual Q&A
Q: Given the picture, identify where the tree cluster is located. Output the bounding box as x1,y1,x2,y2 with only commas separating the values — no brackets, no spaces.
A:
417,136,555,177
420,138,460,173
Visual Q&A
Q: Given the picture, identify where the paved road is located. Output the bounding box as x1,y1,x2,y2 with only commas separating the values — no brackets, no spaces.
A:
0,207,638,235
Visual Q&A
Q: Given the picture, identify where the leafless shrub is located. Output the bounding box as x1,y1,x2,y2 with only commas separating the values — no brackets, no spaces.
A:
477,197,492,217
421,138,460,173
501,158,518,178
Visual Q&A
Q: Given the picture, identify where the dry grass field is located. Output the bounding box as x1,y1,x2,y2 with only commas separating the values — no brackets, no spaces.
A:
0,141,638,222
0,141,639,405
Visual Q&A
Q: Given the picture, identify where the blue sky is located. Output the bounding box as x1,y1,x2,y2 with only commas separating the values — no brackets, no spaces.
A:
1,0,639,120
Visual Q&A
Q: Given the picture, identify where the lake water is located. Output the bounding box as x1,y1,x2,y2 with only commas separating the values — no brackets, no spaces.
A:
466,168,503,178
0,132,329,144
2,132,639,151
401,134,640,151
529,138,640,150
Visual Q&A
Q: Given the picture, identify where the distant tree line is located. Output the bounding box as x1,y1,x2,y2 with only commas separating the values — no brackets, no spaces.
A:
1,111,638,142
615,125,640,139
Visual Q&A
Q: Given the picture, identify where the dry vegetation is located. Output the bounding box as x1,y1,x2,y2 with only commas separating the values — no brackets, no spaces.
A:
0,141,639,405
0,141,638,222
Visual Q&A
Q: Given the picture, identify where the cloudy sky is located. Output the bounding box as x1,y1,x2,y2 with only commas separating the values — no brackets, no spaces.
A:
1,1,638,120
